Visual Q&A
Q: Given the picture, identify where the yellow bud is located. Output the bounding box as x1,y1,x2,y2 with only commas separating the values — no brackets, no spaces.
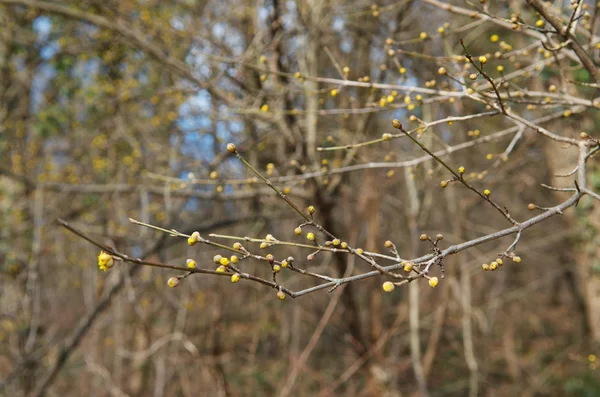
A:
484,189,491,197
382,133,392,141
478,55,487,64
535,19,544,27
281,260,288,268
230,255,239,264
331,89,338,97
260,104,269,112
482,263,490,271
277,291,286,300
428,277,439,288
392,119,402,129
420,32,428,39
490,34,499,42
440,180,448,188
513,256,521,263
186,259,197,269
438,67,447,75
294,227,302,235
306,232,316,241
273,264,281,273
220,257,230,266
403,261,413,272
226,143,237,153
356,248,364,255
419,234,428,241
382,281,395,292
167,277,180,288
308,205,316,214
233,242,242,250
231,273,241,283
341,242,348,249
458,166,465,174
384,240,393,248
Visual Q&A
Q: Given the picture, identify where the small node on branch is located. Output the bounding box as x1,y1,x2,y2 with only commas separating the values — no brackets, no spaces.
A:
528,203,536,211
167,277,180,288
277,291,286,300
186,259,197,269
420,234,429,241
307,253,315,261
231,273,241,283
392,119,402,129
227,143,237,154
382,281,395,292
428,277,439,288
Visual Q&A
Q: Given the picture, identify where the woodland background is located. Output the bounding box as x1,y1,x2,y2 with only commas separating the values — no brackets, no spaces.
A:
0,0,599,396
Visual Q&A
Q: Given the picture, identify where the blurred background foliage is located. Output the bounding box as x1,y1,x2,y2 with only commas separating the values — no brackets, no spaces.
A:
0,0,599,396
